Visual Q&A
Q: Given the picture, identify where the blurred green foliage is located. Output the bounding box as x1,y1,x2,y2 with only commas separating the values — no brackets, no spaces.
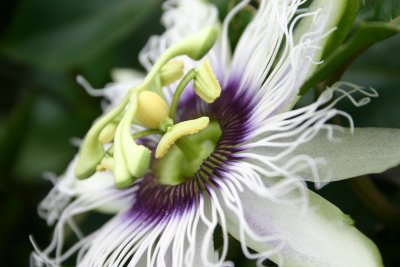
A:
0,0,399,266
0,0,163,266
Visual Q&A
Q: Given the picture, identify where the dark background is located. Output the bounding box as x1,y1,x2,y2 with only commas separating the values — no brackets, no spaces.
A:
0,0,399,266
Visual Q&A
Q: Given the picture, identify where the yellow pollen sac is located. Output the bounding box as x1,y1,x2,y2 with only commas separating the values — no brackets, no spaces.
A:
135,91,170,129
98,122,118,144
194,59,221,103
155,117,210,158
160,60,184,86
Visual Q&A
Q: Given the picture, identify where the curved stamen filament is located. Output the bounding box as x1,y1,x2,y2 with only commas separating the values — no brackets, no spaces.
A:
169,69,197,122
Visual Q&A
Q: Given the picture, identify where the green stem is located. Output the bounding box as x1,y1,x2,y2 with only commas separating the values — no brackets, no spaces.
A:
175,137,199,162
169,69,197,122
132,129,163,140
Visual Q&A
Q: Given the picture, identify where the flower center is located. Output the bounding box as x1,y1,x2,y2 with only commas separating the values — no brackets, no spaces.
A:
154,121,222,185
73,26,226,189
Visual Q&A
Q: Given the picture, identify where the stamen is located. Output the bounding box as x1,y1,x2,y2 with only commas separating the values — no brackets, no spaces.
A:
113,92,151,189
156,117,210,159
134,26,218,93
75,95,129,179
168,58,221,122
194,59,221,103
169,69,197,122
135,91,170,129
96,155,114,172
98,122,118,144
74,26,220,187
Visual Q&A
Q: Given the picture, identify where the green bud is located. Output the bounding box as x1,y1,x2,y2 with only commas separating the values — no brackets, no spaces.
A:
194,59,221,103
113,92,151,188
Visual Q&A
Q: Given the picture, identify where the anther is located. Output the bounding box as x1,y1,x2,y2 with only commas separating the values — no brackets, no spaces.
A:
194,59,221,103
135,91,170,129
155,117,210,158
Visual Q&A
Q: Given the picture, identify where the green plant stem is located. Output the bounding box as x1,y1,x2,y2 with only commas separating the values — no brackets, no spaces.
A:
132,129,163,140
169,69,196,122
175,137,199,162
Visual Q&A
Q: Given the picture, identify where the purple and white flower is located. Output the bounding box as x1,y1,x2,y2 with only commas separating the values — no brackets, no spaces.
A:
31,0,400,266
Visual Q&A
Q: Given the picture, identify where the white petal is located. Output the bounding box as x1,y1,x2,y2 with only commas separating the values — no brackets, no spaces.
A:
111,68,145,83
288,127,400,182
224,186,382,267
38,156,131,224
230,0,349,116
241,84,379,186
76,75,142,112
74,198,218,267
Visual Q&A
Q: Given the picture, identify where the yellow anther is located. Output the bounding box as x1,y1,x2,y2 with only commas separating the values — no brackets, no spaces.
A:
135,91,170,129
194,59,221,103
160,60,184,86
155,117,210,158
96,156,114,172
98,122,118,144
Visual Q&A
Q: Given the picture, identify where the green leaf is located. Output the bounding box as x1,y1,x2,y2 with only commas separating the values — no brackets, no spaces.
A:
300,18,400,95
0,0,160,70
340,34,400,128
12,94,84,184
374,0,400,21
0,90,36,176
361,0,400,22
293,0,358,79
321,0,361,59
294,127,400,182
